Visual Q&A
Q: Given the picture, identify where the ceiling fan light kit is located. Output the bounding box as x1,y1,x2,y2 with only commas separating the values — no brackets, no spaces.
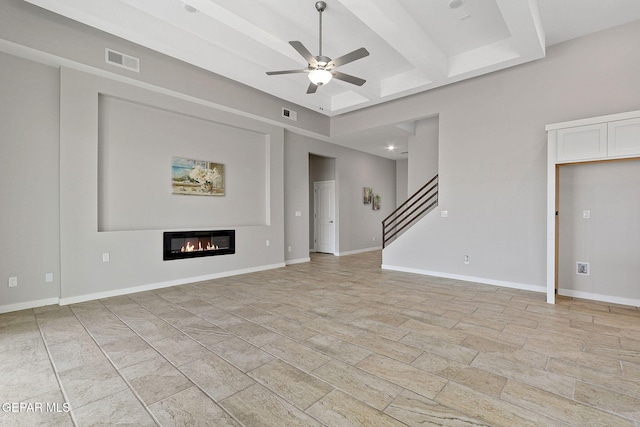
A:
266,1,369,94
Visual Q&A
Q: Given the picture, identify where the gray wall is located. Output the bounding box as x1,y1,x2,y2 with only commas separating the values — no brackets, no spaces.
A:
396,159,408,207
284,131,396,262
59,67,285,303
0,0,397,311
408,116,439,194
558,160,640,301
0,53,60,310
351,20,640,291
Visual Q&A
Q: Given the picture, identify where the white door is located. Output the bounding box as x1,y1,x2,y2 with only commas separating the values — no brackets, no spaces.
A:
314,180,335,254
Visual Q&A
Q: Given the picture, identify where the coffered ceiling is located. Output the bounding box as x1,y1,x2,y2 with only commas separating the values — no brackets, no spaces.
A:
22,0,640,158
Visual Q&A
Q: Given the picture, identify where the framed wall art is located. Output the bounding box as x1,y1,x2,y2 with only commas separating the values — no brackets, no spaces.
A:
363,187,373,204
172,157,225,196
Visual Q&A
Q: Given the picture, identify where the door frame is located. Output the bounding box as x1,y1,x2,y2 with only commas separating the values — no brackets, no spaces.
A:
313,180,336,254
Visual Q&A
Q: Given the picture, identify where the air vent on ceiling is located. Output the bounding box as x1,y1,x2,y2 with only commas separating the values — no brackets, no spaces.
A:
105,48,140,73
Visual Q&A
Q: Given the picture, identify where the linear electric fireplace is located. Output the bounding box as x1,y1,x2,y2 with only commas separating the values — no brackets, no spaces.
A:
163,230,235,261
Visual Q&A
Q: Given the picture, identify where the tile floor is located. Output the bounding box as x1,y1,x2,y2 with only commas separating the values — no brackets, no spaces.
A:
2,251,640,426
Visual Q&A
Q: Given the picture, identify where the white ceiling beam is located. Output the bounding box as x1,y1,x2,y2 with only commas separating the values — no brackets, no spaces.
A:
337,0,449,81
495,0,546,58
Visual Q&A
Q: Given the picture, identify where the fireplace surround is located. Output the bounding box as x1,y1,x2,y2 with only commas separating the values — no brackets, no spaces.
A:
163,230,235,261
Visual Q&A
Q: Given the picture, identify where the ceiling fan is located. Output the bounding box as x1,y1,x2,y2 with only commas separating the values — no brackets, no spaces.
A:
266,1,369,94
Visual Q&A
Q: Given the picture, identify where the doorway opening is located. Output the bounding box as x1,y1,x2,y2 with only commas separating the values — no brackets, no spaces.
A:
309,154,336,255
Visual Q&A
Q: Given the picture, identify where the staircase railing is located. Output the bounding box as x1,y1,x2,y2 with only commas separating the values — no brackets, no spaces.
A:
382,174,438,248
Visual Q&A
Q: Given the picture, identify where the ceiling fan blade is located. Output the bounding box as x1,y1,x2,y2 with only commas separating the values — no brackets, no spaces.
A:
290,41,316,64
307,82,318,94
332,71,366,86
266,69,307,75
330,47,369,68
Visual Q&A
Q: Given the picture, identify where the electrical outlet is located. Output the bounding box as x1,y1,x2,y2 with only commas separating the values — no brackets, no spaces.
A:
373,236,376,241
8,277,18,288
288,246,292,252
102,253,110,262
45,273,54,283
266,240,270,247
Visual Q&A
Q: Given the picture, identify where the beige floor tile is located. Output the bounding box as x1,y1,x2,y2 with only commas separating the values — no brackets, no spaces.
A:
357,353,448,399
46,336,106,372
179,353,254,401
116,309,183,343
304,333,372,365
73,388,156,426
385,389,488,427
501,380,634,426
207,336,275,372
165,315,232,347
435,382,563,427
413,352,507,397
261,337,332,373
149,386,240,427
400,332,478,365
349,331,422,364
4,250,640,425
248,359,333,410
223,318,281,347
574,381,640,421
471,352,575,398
307,389,404,427
100,334,159,369
260,316,317,341
220,384,321,427
1,357,60,403
58,361,128,409
120,355,193,405
313,359,402,410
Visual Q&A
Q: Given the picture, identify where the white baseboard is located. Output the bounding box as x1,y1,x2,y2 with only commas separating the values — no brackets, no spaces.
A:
337,246,382,256
0,297,60,314
381,264,545,294
558,289,640,307
55,262,285,306
285,257,311,265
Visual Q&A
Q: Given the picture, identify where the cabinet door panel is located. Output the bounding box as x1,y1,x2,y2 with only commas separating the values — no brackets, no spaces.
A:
557,124,607,163
608,117,640,158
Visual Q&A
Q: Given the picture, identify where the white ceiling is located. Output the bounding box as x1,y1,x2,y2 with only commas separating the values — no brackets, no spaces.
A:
23,0,640,159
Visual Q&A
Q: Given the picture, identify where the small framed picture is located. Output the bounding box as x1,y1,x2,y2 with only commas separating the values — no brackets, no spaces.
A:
373,194,381,210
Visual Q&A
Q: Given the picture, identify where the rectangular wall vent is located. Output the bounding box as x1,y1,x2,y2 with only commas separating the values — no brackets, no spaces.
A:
105,48,140,72
282,108,297,121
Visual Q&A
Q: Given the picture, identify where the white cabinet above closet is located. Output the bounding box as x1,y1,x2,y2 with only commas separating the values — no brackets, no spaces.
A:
608,117,640,158
549,110,640,164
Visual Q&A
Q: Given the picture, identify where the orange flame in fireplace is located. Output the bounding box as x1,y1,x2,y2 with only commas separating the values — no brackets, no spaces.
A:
180,241,219,252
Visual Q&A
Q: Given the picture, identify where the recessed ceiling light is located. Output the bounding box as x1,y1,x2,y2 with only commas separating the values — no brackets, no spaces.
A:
387,145,396,151
183,3,197,13
448,0,465,9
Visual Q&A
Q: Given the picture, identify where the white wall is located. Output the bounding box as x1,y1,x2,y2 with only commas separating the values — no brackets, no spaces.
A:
408,116,439,194
341,20,640,291
558,160,640,302
0,53,60,311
